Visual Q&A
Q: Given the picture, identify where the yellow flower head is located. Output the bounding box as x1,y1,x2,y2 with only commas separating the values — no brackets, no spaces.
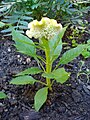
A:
26,17,62,40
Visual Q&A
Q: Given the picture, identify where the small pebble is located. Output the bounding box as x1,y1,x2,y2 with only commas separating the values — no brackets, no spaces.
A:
17,55,20,58
4,109,8,112
0,103,4,106
7,93,12,98
26,58,31,63
8,47,11,52
18,59,22,62
86,68,89,72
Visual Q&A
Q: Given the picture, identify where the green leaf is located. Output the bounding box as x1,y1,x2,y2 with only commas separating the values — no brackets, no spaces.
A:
58,27,67,39
42,68,70,84
0,92,7,99
40,38,49,49
82,49,90,58
25,12,32,15
10,76,37,85
34,87,48,111
0,21,5,28
1,27,12,33
2,19,18,24
16,67,43,76
20,21,28,26
12,29,36,58
87,39,90,44
49,27,67,62
53,68,70,83
59,44,86,65
18,25,28,29
4,15,19,19
42,72,54,79
21,16,33,20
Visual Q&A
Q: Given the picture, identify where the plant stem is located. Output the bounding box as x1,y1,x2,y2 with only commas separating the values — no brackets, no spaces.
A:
35,58,46,72
37,81,47,86
45,49,52,91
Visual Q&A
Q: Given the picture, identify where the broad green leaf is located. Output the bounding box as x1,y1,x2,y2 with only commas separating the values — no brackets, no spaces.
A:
12,29,36,57
0,92,7,99
34,87,48,111
0,7,8,13
59,44,87,65
16,67,43,76
49,35,62,62
58,27,67,39
20,21,28,26
13,30,24,33
42,68,70,84
82,49,90,58
10,76,37,85
1,27,12,33
18,25,28,29
87,39,90,44
21,16,33,20
4,15,20,19
31,3,42,9
2,19,17,24
1,25,18,34
40,38,49,49
3,33,12,36
0,21,5,28
87,40,90,51
25,12,32,15
49,27,67,62
52,68,70,83
42,73,54,79
88,46,90,51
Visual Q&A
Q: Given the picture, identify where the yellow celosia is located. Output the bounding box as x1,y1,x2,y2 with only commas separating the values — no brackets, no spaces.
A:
26,17,62,40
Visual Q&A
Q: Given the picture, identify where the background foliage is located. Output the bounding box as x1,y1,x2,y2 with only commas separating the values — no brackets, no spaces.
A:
0,0,90,36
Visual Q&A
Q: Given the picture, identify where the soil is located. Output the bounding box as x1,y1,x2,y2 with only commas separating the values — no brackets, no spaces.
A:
0,32,90,120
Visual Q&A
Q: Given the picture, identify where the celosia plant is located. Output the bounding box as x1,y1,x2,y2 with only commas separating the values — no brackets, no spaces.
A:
10,17,87,111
